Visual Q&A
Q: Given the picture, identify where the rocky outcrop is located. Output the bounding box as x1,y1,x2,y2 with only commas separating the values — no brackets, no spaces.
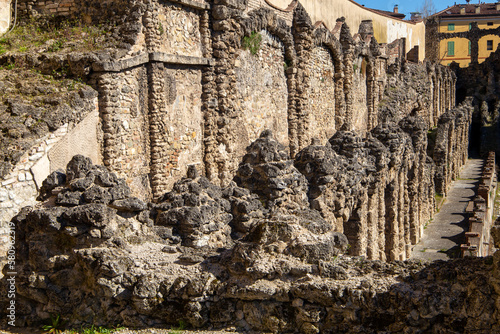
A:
294,116,435,262
0,70,97,179
432,99,474,196
3,153,500,333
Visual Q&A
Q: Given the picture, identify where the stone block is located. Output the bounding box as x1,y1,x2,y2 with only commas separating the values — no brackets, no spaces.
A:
31,155,51,189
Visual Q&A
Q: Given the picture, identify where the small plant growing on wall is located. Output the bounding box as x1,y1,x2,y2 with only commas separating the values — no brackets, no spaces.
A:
283,59,291,71
242,31,262,55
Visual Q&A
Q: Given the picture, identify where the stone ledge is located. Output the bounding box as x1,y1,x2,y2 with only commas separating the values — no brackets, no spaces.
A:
150,52,215,66
169,0,211,10
93,53,214,72
92,53,150,72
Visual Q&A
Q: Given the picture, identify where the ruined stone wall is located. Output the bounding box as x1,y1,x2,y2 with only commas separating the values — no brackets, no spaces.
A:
455,47,500,156
2,0,462,248
16,0,134,22
232,30,289,169
97,68,151,199
464,152,497,257
5,153,500,333
304,46,336,144
432,100,473,196
0,90,99,271
7,0,459,193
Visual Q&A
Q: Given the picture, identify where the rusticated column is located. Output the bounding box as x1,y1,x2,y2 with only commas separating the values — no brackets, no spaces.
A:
98,73,119,170
147,62,169,198
344,193,368,257
292,5,313,154
385,180,399,261
366,59,377,130
377,185,387,261
340,21,355,130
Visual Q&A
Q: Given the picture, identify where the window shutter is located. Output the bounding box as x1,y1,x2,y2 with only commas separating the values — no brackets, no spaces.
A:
448,41,455,56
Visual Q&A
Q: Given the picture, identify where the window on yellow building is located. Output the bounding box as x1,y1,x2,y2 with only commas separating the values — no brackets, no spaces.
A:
448,23,455,31
448,41,455,56
487,40,493,50
487,22,493,26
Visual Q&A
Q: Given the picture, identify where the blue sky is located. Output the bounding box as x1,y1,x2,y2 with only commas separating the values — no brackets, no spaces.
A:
356,0,475,18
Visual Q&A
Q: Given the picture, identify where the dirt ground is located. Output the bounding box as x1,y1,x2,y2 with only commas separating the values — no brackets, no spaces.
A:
0,327,251,334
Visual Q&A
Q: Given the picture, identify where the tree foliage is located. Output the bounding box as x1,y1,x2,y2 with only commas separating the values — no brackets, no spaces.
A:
419,0,437,18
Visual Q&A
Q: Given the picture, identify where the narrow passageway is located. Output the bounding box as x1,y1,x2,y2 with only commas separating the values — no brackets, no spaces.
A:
411,158,483,261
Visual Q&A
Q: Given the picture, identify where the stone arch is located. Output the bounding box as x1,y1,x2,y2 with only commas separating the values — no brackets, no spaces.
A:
294,26,345,147
206,5,297,186
236,8,298,155
350,53,370,132
429,72,437,126
313,27,345,130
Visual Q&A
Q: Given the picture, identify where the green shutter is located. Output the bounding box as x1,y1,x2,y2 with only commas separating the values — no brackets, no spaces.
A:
468,41,471,55
448,41,455,56
448,23,455,31
469,23,472,30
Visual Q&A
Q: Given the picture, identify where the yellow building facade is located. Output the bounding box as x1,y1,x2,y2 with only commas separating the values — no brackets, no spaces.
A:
267,0,427,62
434,3,500,67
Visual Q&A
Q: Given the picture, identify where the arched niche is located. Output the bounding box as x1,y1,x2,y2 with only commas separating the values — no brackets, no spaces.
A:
351,56,369,132
234,30,289,149
304,46,336,144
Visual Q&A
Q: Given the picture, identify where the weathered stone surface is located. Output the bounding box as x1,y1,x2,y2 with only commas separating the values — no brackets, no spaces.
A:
0,0,486,333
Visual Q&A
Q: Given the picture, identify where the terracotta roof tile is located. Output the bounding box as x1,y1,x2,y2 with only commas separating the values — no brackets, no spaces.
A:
436,3,500,17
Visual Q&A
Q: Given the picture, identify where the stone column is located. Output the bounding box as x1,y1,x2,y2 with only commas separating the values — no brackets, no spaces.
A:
378,185,386,261
385,180,399,261
340,21,355,130
147,62,168,198
98,73,120,170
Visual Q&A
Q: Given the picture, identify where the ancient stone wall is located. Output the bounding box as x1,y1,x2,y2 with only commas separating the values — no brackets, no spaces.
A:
455,47,500,156
0,1,485,332
5,0,458,194
304,46,336,144
97,68,151,199
4,153,500,333
1,0,462,251
0,85,99,271
432,99,473,196
464,151,497,257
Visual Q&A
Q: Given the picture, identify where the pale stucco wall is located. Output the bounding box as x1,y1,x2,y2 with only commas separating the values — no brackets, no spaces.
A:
0,0,11,35
268,0,426,61
47,109,101,176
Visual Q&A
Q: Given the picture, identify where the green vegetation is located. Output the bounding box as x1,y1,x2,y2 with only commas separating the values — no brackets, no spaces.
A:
2,63,15,70
242,31,262,55
42,314,66,334
69,325,125,334
283,59,291,71
0,18,114,55
169,320,186,334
